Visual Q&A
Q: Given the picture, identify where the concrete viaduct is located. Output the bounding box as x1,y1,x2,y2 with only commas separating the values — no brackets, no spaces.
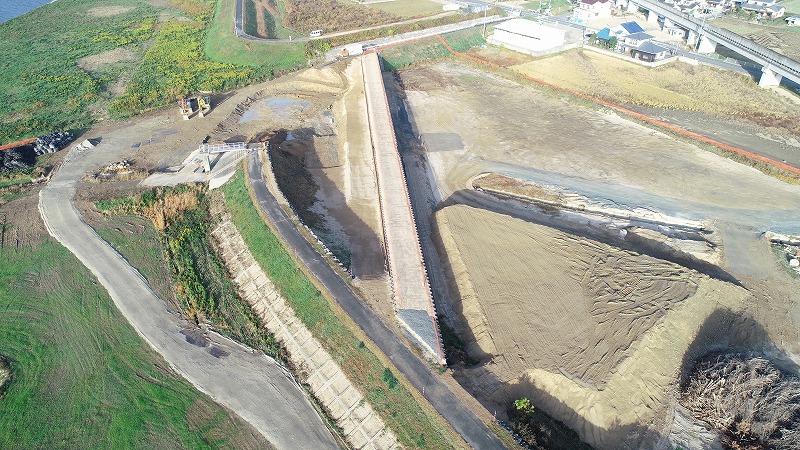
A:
618,0,800,87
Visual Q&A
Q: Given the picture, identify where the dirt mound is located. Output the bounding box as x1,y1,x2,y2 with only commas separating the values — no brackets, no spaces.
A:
433,204,752,448
434,204,698,386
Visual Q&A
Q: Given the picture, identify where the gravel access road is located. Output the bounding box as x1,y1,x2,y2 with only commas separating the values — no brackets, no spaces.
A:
38,125,339,450
247,152,507,450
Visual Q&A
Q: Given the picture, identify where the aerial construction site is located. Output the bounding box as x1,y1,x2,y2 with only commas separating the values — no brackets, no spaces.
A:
5,7,800,449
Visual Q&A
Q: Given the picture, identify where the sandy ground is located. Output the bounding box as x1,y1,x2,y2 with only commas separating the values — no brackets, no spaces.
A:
434,204,752,448
392,60,800,448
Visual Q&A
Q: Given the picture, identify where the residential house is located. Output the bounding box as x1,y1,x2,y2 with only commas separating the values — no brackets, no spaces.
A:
739,0,785,18
620,31,654,51
631,41,672,61
609,21,645,37
574,0,612,21
787,15,800,26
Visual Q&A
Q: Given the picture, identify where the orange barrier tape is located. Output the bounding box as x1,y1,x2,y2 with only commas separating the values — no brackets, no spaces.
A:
0,137,36,152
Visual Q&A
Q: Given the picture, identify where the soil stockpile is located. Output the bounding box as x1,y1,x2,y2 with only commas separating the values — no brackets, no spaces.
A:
433,204,752,448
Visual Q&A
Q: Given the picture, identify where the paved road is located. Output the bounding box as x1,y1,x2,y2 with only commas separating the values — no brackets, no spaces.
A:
39,138,338,449
247,153,506,450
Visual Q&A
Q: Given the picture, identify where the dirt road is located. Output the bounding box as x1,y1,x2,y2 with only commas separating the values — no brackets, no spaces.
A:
38,115,338,449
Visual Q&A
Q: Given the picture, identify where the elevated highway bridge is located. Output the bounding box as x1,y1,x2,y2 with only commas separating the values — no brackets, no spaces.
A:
625,0,800,86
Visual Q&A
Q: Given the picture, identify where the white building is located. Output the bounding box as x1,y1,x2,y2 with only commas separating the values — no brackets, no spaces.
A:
574,0,613,21
489,18,569,55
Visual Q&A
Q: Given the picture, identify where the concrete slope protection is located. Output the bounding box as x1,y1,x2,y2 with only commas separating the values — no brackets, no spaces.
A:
361,52,445,365
38,141,338,449
247,152,507,450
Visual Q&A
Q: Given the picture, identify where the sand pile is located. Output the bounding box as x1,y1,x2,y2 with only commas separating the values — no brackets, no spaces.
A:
433,204,751,448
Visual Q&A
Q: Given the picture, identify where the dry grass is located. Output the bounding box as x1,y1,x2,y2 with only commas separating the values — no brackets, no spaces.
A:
365,0,442,18
142,190,200,230
681,354,800,449
512,49,800,135
283,0,398,33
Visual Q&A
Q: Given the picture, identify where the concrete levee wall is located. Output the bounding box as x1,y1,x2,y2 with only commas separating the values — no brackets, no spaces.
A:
361,52,445,364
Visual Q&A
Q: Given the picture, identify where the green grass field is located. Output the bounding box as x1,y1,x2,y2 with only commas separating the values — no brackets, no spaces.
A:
204,0,306,72
367,0,443,18
784,0,800,14
0,0,289,145
0,231,270,448
222,170,466,449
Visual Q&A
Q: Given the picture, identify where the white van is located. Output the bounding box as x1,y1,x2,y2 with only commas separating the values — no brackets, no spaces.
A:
309,30,322,37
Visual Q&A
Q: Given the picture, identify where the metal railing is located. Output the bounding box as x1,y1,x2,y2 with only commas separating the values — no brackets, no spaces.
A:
199,142,246,154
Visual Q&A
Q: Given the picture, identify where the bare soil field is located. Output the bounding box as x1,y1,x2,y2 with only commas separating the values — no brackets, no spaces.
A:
391,60,800,448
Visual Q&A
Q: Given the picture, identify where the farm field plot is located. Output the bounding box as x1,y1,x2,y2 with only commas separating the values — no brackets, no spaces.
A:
512,49,800,135
710,17,800,61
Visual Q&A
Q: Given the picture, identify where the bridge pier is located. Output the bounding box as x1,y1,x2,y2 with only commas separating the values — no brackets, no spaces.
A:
687,30,698,47
627,0,636,12
697,35,717,53
758,66,783,87
663,17,673,29
647,9,659,23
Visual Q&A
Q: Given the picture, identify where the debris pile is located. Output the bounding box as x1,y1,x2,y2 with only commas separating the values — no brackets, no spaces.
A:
773,242,800,274
0,146,35,172
33,131,73,155
681,353,800,450
1,131,73,172
85,160,148,182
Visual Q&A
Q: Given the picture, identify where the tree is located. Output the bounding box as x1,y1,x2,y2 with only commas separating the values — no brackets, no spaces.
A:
514,397,535,416
608,36,618,50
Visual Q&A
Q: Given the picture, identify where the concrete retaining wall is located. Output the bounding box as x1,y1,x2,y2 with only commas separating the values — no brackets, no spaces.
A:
210,211,398,450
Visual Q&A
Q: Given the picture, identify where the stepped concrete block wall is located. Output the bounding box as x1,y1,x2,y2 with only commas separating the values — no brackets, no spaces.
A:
210,212,398,450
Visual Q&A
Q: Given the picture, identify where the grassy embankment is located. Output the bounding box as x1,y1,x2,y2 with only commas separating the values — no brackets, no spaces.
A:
204,0,306,69
94,184,287,360
0,201,270,448
380,27,487,71
222,169,467,449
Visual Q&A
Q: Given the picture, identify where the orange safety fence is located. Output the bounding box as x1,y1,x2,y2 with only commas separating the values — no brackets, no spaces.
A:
0,137,36,152
433,34,800,176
